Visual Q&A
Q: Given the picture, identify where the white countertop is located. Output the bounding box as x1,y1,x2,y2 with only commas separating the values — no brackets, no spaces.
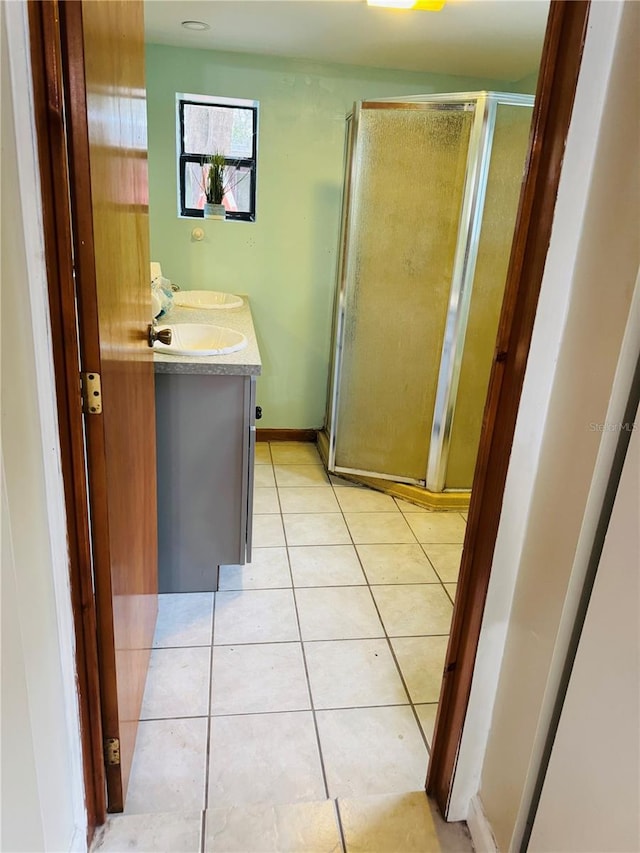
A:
153,296,262,376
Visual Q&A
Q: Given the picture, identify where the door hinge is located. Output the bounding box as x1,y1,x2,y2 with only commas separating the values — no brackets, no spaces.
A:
104,737,120,766
81,372,102,414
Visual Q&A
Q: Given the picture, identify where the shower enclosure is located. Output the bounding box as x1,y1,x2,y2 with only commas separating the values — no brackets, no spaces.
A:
324,92,533,501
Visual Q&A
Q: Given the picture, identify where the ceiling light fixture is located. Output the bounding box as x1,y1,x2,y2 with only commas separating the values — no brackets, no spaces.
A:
366,0,446,9
181,20,211,31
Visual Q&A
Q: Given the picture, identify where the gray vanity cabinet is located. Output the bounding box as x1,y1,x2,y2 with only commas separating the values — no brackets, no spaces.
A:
155,372,256,592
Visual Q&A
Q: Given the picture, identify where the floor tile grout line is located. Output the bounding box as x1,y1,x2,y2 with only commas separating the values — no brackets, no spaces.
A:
418,543,462,602
136,703,443,724
272,462,327,468
333,484,440,756
274,477,284,515
199,810,206,853
137,704,414,727
206,701,424,719
364,595,434,754
139,713,209,722
285,538,332,802
337,502,416,699
278,509,405,515
245,539,463,548
333,797,348,853
303,632,451,641
208,632,451,649
201,591,217,836
220,581,449,592
218,584,444,593
326,471,464,750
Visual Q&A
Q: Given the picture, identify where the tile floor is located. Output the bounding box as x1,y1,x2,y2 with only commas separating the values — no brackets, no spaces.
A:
94,442,470,853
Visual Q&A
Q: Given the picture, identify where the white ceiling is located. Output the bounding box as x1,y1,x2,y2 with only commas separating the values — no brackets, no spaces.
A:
144,0,549,82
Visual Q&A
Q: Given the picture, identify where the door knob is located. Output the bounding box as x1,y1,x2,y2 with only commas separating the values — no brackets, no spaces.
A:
148,324,172,347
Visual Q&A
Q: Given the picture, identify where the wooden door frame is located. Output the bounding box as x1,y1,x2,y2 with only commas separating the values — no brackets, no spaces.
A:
27,0,106,839
26,0,590,840
426,0,591,812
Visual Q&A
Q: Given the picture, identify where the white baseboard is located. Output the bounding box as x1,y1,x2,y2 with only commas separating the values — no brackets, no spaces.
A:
467,795,498,853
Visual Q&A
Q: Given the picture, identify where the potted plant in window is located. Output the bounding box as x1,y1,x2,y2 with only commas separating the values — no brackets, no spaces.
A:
203,152,227,220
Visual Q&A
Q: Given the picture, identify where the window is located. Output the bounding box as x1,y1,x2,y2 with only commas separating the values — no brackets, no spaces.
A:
177,93,258,221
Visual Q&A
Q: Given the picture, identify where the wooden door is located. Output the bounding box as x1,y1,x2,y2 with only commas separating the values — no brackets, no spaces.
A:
59,0,157,811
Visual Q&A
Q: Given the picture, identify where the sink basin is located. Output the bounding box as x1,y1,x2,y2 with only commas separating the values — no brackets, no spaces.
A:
172,290,243,310
153,324,247,357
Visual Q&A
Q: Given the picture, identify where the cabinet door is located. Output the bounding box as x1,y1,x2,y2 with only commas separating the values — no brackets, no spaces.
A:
156,373,247,592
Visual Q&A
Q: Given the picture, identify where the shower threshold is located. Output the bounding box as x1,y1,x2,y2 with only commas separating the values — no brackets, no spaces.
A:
317,430,470,512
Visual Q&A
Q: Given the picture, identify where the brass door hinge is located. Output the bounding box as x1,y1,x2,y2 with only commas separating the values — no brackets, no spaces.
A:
104,737,120,766
81,372,102,414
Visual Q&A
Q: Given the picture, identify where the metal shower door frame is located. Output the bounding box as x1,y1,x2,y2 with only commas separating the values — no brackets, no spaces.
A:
327,91,534,490
324,113,355,449
424,91,534,492
327,95,478,484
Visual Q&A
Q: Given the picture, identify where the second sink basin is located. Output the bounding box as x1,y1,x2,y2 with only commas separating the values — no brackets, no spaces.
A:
153,324,247,357
172,290,243,310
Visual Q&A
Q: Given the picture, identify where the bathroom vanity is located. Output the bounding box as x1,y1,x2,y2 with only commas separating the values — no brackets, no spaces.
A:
153,299,261,593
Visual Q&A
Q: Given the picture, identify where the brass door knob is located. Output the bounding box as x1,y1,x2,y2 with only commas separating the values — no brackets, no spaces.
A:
148,324,172,347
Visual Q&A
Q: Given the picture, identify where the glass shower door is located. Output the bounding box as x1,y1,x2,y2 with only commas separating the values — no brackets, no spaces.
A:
329,101,474,483
445,102,533,489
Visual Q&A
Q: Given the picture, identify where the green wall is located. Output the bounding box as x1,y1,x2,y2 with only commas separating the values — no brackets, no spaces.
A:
145,44,505,427
513,70,539,94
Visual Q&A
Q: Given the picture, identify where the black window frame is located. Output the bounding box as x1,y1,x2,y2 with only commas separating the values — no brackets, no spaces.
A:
178,97,258,222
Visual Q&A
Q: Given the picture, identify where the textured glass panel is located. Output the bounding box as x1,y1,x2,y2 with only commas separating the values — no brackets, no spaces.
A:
184,162,252,213
335,104,473,480
183,104,253,158
446,104,533,489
